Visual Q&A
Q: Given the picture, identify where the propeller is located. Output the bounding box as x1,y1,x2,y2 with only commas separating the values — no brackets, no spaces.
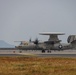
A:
29,38,32,42
34,38,39,45
30,38,39,45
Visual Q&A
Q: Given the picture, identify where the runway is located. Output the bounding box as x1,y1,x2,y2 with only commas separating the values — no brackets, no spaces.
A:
0,54,76,58
36,54,76,58
0,49,76,57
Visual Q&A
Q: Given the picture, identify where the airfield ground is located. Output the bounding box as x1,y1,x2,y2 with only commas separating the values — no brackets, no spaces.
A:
0,57,76,75
0,49,76,57
0,50,76,75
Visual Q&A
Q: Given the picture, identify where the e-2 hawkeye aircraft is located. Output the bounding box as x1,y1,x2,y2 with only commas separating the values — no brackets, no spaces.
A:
15,32,76,53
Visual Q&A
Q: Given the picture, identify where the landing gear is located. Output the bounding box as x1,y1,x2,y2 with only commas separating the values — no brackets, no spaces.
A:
47,50,51,53
41,50,51,53
19,50,22,53
42,50,45,53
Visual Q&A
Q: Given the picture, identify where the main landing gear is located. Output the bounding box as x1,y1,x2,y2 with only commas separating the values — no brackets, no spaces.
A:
42,50,45,53
47,50,51,53
42,50,51,53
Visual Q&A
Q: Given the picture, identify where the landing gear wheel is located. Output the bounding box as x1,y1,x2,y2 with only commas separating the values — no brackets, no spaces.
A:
47,50,49,53
49,50,51,53
42,50,45,53
47,50,51,53
19,51,22,53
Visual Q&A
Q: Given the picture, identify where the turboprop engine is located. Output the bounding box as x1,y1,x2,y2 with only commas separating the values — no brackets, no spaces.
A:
67,35,76,49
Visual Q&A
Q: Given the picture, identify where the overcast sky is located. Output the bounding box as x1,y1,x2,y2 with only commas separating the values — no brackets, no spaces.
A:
0,0,76,45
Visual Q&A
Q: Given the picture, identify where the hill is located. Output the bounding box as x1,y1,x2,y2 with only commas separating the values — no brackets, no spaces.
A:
0,40,15,48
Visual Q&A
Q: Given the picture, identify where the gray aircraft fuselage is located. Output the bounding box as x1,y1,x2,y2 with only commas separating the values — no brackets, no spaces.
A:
15,32,76,52
16,42,72,50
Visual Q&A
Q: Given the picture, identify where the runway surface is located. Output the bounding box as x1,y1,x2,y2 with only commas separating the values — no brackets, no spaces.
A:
0,54,76,58
0,49,76,57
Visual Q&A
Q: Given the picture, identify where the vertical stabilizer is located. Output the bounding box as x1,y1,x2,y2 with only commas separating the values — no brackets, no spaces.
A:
67,35,76,49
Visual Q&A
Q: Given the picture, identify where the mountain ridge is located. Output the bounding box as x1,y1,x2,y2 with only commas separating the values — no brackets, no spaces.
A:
0,40,15,48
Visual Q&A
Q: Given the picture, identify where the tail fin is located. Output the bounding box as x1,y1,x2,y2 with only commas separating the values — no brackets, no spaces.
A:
67,35,76,49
